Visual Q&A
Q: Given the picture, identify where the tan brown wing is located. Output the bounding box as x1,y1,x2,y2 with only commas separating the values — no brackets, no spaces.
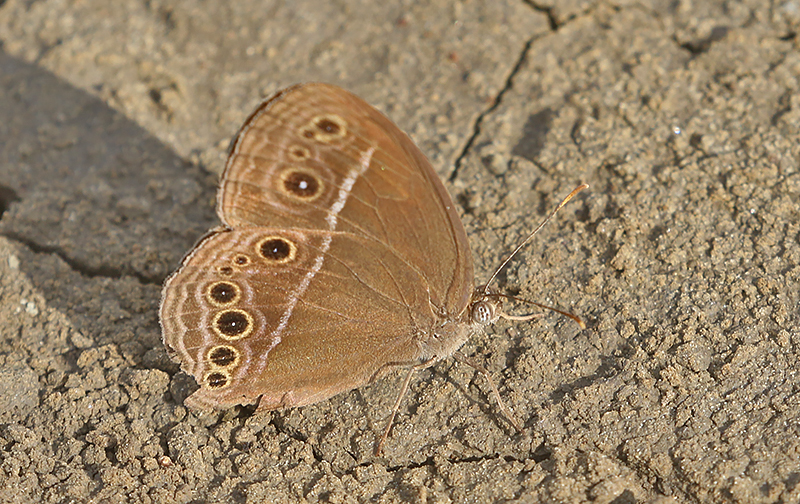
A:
160,226,433,410
218,83,473,316
161,83,477,411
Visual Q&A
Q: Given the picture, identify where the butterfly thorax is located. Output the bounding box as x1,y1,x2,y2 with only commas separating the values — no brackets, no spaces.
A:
416,287,503,363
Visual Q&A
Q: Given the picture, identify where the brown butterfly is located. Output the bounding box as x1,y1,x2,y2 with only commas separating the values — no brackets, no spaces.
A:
159,83,586,454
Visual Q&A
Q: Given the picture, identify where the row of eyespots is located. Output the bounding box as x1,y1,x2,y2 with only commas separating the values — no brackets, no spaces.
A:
214,234,298,277
202,234,300,390
200,114,347,392
299,114,348,144
274,114,349,205
208,236,297,341
203,344,240,390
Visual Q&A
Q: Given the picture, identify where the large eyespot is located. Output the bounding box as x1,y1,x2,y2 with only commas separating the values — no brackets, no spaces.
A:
212,309,254,340
298,114,347,143
279,168,323,200
206,345,239,368
205,370,230,389
206,281,240,306
257,236,296,263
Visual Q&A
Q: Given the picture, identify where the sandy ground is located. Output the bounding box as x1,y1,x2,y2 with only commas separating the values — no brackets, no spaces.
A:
0,0,799,502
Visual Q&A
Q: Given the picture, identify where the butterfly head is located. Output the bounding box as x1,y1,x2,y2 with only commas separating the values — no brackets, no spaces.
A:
469,286,503,326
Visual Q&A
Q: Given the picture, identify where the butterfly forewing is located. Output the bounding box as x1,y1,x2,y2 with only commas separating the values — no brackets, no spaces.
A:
219,83,473,314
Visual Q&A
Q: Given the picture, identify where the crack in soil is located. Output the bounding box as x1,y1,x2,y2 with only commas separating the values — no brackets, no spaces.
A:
0,231,163,285
450,35,537,184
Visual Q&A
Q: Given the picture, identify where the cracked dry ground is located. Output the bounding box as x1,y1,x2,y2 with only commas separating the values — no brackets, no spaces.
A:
2,0,800,503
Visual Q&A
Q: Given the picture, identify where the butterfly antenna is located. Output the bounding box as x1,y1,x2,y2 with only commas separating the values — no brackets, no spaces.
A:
483,184,589,292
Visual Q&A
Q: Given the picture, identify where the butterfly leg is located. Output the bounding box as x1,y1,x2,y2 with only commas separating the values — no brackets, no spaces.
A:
374,357,436,456
453,351,523,432
368,359,421,385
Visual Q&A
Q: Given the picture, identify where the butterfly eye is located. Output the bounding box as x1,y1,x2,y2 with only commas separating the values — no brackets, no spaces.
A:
471,300,496,325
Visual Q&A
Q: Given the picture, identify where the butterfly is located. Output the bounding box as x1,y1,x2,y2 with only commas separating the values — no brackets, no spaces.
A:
160,83,586,454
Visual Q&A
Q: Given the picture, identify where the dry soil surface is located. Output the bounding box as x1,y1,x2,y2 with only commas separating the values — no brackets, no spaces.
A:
0,1,799,503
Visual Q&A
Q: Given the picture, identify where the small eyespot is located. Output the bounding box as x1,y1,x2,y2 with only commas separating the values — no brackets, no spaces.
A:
213,309,253,340
234,255,250,266
280,169,322,200
205,371,229,389
218,266,234,276
257,236,296,263
298,115,347,143
207,345,239,368
288,145,311,160
207,281,240,306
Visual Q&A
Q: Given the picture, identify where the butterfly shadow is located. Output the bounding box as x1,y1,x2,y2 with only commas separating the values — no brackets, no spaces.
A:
0,50,217,366
350,355,527,456
436,356,525,431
